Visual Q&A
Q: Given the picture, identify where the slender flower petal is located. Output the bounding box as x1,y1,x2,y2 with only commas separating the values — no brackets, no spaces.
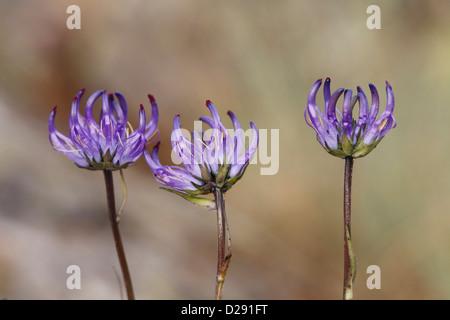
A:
229,121,259,178
341,89,354,140
49,106,91,168
366,83,380,129
304,78,396,158
145,94,159,141
146,100,259,206
48,90,159,170
363,81,396,146
144,145,202,192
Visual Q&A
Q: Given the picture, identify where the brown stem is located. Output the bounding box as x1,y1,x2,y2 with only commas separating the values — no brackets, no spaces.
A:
343,157,355,300
214,188,232,300
103,169,135,300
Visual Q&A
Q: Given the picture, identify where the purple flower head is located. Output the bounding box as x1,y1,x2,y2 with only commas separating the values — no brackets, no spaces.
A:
48,89,159,170
305,78,396,158
145,100,258,208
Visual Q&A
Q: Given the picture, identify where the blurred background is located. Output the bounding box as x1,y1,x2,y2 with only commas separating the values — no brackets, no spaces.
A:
0,0,449,300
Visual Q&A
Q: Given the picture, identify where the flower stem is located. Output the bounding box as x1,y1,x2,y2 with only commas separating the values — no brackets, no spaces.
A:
103,169,135,300
116,169,127,223
214,188,232,300
343,157,357,300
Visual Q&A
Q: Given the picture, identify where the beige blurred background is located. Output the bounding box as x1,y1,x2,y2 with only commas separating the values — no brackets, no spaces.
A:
0,0,448,300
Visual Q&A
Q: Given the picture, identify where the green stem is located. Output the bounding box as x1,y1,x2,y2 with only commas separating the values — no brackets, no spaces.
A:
214,188,232,300
116,169,127,223
343,157,356,300
103,169,135,300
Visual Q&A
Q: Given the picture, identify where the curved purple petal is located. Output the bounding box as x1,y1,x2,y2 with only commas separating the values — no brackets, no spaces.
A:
144,148,201,192
84,90,103,136
48,107,90,167
354,86,369,139
114,92,128,126
145,94,159,141
229,121,259,178
327,88,344,128
206,100,222,123
341,89,354,138
363,82,396,145
114,105,147,164
227,110,244,166
366,83,379,128
323,77,331,116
